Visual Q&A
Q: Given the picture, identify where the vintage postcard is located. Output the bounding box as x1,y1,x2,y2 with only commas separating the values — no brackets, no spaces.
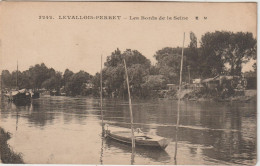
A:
0,1,257,165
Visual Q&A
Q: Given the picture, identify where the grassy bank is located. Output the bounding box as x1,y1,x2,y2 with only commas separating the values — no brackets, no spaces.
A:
0,127,24,164
164,89,257,102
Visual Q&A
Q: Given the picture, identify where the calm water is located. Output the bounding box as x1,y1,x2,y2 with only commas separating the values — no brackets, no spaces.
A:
0,96,257,165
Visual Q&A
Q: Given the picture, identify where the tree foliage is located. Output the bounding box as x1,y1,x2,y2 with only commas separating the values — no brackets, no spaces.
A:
94,48,151,98
65,70,91,96
154,47,183,84
200,31,256,76
1,63,92,96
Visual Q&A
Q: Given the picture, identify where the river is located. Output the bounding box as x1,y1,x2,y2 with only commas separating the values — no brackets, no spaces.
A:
0,95,257,165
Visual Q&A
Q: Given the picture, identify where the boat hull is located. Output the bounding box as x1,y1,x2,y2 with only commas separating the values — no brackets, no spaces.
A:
5,90,31,106
106,130,171,149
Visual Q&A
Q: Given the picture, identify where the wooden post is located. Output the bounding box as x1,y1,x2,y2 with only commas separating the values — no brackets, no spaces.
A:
174,32,185,160
123,59,135,148
100,55,104,133
16,60,18,90
188,65,191,84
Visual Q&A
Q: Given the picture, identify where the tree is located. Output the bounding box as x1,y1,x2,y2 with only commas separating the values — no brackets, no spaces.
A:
200,31,229,77
189,31,197,48
29,63,50,89
63,69,74,86
42,71,62,91
1,70,12,89
105,48,123,67
19,70,32,89
185,32,200,79
65,70,91,96
102,48,151,98
222,32,256,75
91,72,102,97
142,75,166,90
154,47,183,84
200,31,256,76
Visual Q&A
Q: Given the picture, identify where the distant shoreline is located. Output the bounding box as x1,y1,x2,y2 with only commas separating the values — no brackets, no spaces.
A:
43,89,256,103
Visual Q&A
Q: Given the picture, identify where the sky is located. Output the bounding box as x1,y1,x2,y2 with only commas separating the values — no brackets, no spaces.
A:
0,2,257,75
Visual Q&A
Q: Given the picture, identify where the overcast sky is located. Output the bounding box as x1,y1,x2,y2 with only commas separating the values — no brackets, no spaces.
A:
0,2,257,75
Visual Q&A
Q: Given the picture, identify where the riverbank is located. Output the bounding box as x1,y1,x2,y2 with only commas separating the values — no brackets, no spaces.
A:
0,127,24,164
164,89,257,102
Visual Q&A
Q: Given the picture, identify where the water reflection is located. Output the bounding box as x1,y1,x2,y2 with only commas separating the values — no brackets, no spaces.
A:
131,148,135,165
15,110,19,131
100,136,104,165
0,96,256,165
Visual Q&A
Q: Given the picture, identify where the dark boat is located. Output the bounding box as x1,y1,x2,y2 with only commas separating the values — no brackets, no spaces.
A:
32,91,40,99
5,89,31,105
4,61,31,105
105,128,171,149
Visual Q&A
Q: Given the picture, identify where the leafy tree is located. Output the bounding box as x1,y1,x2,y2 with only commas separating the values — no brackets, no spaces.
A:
185,32,200,79
65,70,91,96
222,32,256,75
42,71,62,91
189,31,197,48
18,70,32,89
105,48,123,67
1,70,12,89
101,48,151,98
200,31,228,77
154,47,183,84
142,75,166,90
29,63,50,89
200,31,256,76
91,72,102,97
63,69,74,86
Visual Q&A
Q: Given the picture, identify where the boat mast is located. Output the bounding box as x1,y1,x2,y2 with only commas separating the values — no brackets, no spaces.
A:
123,59,135,148
174,32,185,160
100,55,104,133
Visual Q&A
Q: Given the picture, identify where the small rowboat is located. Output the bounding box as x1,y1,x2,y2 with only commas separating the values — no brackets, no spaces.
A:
105,128,171,149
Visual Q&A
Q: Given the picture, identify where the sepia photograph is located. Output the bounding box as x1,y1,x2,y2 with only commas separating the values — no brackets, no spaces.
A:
0,2,257,165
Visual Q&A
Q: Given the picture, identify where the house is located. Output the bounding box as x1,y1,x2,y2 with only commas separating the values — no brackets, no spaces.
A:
186,79,204,90
202,75,241,90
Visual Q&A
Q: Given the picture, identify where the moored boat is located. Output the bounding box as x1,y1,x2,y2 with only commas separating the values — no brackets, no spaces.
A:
105,128,171,149
5,89,31,105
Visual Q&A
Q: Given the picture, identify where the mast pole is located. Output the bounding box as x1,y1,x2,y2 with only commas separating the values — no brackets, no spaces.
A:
174,32,185,160
188,66,191,84
100,55,104,133
123,59,135,148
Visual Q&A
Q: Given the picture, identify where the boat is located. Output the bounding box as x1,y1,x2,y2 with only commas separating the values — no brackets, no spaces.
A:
105,128,171,149
5,89,31,105
105,136,171,161
4,61,32,105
